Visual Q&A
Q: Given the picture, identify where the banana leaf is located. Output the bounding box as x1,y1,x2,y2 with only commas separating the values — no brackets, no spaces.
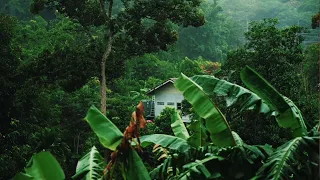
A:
140,134,190,153
253,136,319,180
174,73,236,147
13,152,65,180
171,109,190,140
149,157,174,180
240,66,307,137
85,106,124,151
13,173,33,180
187,120,208,147
191,75,270,114
72,146,104,180
125,148,151,180
178,155,223,179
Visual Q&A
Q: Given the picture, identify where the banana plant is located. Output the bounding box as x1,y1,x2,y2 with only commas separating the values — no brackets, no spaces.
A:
191,75,271,114
170,110,190,140
72,146,105,180
240,66,307,137
151,66,318,180
252,135,319,180
148,72,272,179
174,73,236,147
82,105,151,180
12,66,318,180
13,152,65,180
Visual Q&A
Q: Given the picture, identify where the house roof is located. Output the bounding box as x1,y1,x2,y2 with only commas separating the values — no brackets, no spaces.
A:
147,78,177,95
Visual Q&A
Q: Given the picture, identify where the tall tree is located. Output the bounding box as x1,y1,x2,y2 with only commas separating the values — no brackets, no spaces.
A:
222,19,304,99
32,0,205,115
0,14,19,133
176,1,242,61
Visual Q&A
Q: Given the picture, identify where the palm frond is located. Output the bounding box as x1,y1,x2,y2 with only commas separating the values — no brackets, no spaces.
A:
253,136,319,180
72,146,104,180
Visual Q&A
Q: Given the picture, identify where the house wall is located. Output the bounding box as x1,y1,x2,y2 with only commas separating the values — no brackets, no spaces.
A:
154,83,190,122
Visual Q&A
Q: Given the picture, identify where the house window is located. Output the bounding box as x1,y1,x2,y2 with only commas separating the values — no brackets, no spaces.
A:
177,103,182,110
157,102,164,105
167,102,174,106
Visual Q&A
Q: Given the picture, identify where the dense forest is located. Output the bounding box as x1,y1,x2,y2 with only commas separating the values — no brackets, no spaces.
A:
0,0,319,179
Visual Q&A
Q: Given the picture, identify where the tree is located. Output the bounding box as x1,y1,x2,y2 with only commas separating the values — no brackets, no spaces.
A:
311,12,320,28
150,67,318,179
222,19,304,100
176,1,242,61
32,0,205,115
0,14,19,133
13,66,319,180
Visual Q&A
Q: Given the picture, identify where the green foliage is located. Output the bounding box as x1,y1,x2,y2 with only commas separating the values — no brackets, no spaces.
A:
126,148,151,180
140,134,190,153
81,105,152,180
13,15,102,91
179,57,204,77
0,0,34,19
219,0,318,28
177,155,224,179
1,77,100,179
13,152,65,180
230,113,289,146
151,67,318,179
223,19,304,98
191,75,271,114
311,12,320,28
107,94,141,132
154,107,175,135
187,120,208,147
301,44,319,94
0,14,19,133
33,0,205,61
9,66,320,180
2,1,319,179
254,136,319,180
240,66,307,137
125,54,179,81
175,73,236,147
297,43,319,128
72,146,104,180
220,18,309,145
177,1,242,61
85,106,124,151
170,109,190,140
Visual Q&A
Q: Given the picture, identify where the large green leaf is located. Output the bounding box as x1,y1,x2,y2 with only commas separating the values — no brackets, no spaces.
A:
253,136,319,180
85,106,124,151
171,109,190,140
72,146,104,180
231,132,271,164
174,73,236,147
126,148,151,180
178,155,223,179
13,152,65,180
240,66,307,137
13,173,33,180
140,134,190,153
149,157,175,180
232,131,244,146
187,120,208,147
191,75,270,114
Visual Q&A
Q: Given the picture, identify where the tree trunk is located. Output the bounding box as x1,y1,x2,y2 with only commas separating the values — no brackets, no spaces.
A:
100,32,113,115
99,0,114,115
318,31,320,131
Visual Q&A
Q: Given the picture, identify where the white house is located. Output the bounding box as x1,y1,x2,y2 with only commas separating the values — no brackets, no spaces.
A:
145,78,190,122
